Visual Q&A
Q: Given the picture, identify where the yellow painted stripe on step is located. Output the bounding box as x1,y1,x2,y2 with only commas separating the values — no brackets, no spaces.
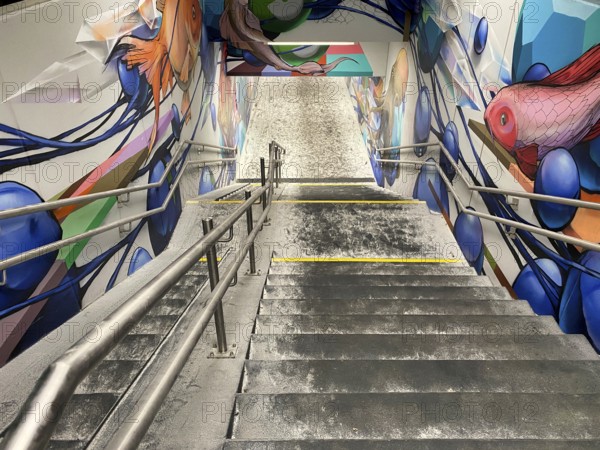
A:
272,257,463,263
210,200,245,204
272,200,424,204
199,257,222,262
294,183,375,186
188,200,246,204
191,200,424,204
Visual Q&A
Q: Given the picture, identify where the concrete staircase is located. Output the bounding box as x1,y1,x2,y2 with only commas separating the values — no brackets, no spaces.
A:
45,265,209,449
225,184,600,448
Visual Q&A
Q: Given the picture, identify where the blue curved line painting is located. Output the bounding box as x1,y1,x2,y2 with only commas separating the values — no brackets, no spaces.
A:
348,0,600,350
0,0,253,364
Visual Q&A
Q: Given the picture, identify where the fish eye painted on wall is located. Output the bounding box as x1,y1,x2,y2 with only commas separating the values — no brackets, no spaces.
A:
0,0,253,364
348,0,600,350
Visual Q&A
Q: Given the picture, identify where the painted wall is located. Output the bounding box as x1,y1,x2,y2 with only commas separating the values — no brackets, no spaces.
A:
0,0,252,363
348,41,438,200
204,0,421,76
352,0,600,350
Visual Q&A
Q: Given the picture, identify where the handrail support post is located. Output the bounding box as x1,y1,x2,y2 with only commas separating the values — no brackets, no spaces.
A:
202,218,228,354
245,190,258,275
260,157,267,212
260,156,270,226
275,146,280,189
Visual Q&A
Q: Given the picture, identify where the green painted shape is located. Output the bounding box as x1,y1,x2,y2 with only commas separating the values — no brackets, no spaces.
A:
57,197,117,268
583,8,600,51
483,246,497,270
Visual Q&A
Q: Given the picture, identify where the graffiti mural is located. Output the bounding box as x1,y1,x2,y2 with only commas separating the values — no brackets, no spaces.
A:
206,0,423,76
349,0,600,349
349,48,409,187
485,45,600,181
0,0,253,363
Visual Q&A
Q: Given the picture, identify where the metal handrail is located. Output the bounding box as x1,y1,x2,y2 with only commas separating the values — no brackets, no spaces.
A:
188,141,237,153
436,141,600,212
0,140,233,221
105,200,272,450
377,141,440,152
0,144,235,274
374,156,600,253
271,140,287,154
375,139,600,212
0,142,283,450
191,158,237,166
0,154,195,318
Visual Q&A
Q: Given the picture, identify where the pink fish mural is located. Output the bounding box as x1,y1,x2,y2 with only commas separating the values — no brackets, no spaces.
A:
484,44,600,179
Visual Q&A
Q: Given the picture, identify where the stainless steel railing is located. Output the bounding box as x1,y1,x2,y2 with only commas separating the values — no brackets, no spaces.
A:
374,140,600,253
0,141,284,450
378,140,600,212
0,141,235,276
0,141,236,221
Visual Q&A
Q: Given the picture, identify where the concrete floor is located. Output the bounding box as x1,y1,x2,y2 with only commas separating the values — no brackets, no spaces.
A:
238,78,373,182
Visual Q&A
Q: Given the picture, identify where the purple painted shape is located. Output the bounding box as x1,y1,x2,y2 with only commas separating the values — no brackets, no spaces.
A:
113,111,175,166
0,261,68,366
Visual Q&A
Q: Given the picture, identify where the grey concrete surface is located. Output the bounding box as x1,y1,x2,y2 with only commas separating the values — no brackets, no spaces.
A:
242,360,600,394
259,298,535,316
266,198,465,262
265,274,492,287
249,334,598,361
262,285,511,300
254,314,561,335
230,392,600,439
224,440,600,450
238,78,373,181
268,261,475,275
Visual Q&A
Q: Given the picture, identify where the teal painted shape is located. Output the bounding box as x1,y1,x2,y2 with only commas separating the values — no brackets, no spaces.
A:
326,54,373,76
513,0,600,82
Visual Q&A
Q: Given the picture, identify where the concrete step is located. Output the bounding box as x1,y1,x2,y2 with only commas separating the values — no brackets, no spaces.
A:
47,441,86,449
162,281,199,301
265,274,491,287
42,268,205,447
249,334,598,361
131,314,180,334
162,272,204,300
105,334,162,361
50,393,118,441
278,184,406,201
230,393,600,440
185,264,210,277
224,439,600,449
259,298,533,316
242,360,600,394
75,360,143,394
148,297,190,316
237,177,375,183
268,202,458,261
263,285,511,300
215,183,253,201
268,262,475,276
254,315,561,335
195,182,250,201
